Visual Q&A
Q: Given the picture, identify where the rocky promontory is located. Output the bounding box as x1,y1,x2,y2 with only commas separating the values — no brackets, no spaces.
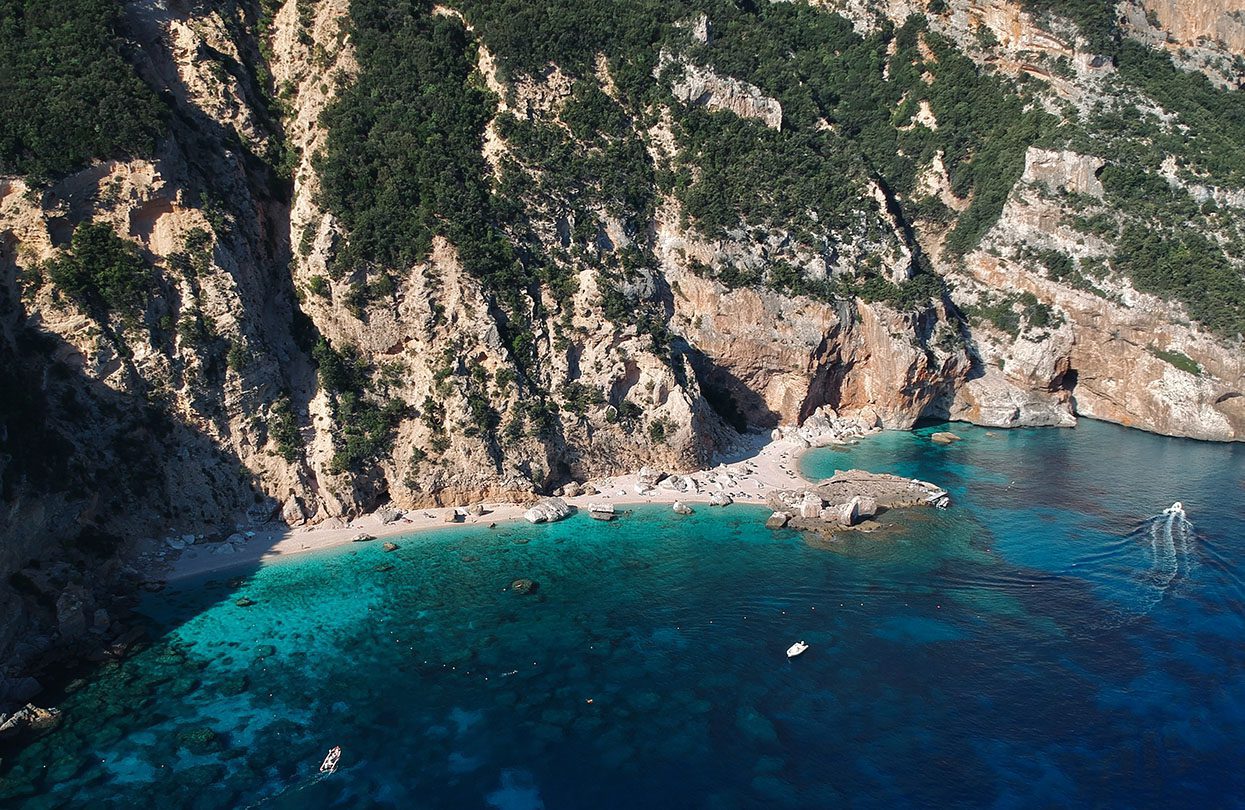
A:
764,470,949,535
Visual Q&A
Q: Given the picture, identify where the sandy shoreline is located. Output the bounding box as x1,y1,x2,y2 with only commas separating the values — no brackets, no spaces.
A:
161,435,818,583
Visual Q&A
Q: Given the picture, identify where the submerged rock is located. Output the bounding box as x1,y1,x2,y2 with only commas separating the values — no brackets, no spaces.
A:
510,579,539,595
524,497,572,524
175,726,223,755
383,542,399,552
234,598,256,608
374,563,395,573
108,626,147,658
218,674,250,696
931,431,961,445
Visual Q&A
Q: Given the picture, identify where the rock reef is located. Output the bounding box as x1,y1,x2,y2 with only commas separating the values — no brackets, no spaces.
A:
765,470,948,535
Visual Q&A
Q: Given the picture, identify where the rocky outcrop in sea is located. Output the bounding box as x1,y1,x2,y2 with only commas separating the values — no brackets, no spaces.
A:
765,470,947,534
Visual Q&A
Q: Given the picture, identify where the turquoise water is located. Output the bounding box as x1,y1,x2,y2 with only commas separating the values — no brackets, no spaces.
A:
3,420,1245,808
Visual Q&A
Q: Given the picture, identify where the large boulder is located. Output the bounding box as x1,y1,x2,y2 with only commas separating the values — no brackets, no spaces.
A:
931,431,961,445
0,704,61,740
672,501,694,515
839,498,861,527
637,467,667,490
709,492,734,507
378,507,403,524
55,590,88,641
281,497,306,525
661,475,698,493
0,676,41,706
766,490,803,513
854,495,878,519
563,482,582,498
799,492,824,519
765,511,791,529
588,503,616,521
524,497,572,524
246,503,279,525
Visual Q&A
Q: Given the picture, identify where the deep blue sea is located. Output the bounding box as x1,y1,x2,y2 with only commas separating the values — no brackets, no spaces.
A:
3,420,1245,808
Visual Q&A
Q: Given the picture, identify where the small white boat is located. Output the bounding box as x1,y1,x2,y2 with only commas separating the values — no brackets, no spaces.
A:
1164,501,1185,516
320,746,341,774
786,641,809,659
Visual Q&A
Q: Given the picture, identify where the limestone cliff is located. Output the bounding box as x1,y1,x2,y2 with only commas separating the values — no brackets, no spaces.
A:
949,147,1245,440
1142,0,1245,51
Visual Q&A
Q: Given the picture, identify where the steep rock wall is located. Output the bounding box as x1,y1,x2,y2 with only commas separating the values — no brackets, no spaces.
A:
953,148,1245,440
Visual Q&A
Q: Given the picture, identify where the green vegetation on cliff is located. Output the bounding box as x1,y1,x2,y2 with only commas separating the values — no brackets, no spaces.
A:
1059,40,1245,339
1111,224,1245,337
0,0,163,179
319,0,1245,348
318,2,516,299
45,223,153,321
313,339,407,474
323,0,1049,324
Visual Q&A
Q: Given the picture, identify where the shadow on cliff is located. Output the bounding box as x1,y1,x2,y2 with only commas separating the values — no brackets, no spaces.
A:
682,344,780,433
0,0,327,719
0,312,287,727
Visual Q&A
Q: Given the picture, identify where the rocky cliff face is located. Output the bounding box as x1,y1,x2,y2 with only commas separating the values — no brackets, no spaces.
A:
948,146,1245,440
2,0,1244,680
1140,0,1245,55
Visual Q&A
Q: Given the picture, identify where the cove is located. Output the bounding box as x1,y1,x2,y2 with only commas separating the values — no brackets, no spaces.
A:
2,420,1243,808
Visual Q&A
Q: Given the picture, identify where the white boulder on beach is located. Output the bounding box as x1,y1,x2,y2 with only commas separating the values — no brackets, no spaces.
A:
524,497,573,524
588,503,617,521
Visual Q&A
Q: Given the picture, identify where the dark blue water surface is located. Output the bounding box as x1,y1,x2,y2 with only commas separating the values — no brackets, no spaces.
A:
3,420,1245,808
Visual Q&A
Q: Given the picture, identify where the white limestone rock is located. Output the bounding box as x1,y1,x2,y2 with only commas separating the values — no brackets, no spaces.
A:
524,497,573,524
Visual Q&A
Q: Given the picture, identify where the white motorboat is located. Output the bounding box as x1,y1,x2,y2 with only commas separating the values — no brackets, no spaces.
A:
1163,501,1185,517
320,746,341,774
786,641,809,659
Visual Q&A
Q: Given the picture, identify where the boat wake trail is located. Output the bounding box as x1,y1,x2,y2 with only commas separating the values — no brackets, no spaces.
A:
1143,502,1195,592
1092,503,1196,631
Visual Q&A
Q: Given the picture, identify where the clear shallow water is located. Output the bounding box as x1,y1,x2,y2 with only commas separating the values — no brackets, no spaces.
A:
3,420,1245,808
